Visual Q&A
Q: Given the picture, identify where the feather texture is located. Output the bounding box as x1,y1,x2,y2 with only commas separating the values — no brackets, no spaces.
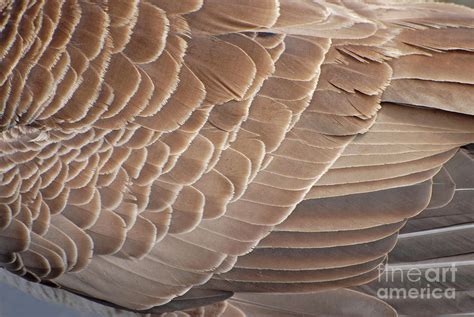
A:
0,0,474,316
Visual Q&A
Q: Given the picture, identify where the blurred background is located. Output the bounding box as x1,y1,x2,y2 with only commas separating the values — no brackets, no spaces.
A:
1,0,473,316
438,0,474,6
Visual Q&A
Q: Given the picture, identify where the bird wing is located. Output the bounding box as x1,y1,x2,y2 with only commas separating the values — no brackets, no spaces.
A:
0,0,474,315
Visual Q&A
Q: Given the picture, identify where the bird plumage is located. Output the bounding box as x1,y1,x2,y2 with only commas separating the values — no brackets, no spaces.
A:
0,0,474,316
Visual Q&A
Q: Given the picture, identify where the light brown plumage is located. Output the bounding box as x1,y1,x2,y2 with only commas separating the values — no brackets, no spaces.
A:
0,0,474,316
